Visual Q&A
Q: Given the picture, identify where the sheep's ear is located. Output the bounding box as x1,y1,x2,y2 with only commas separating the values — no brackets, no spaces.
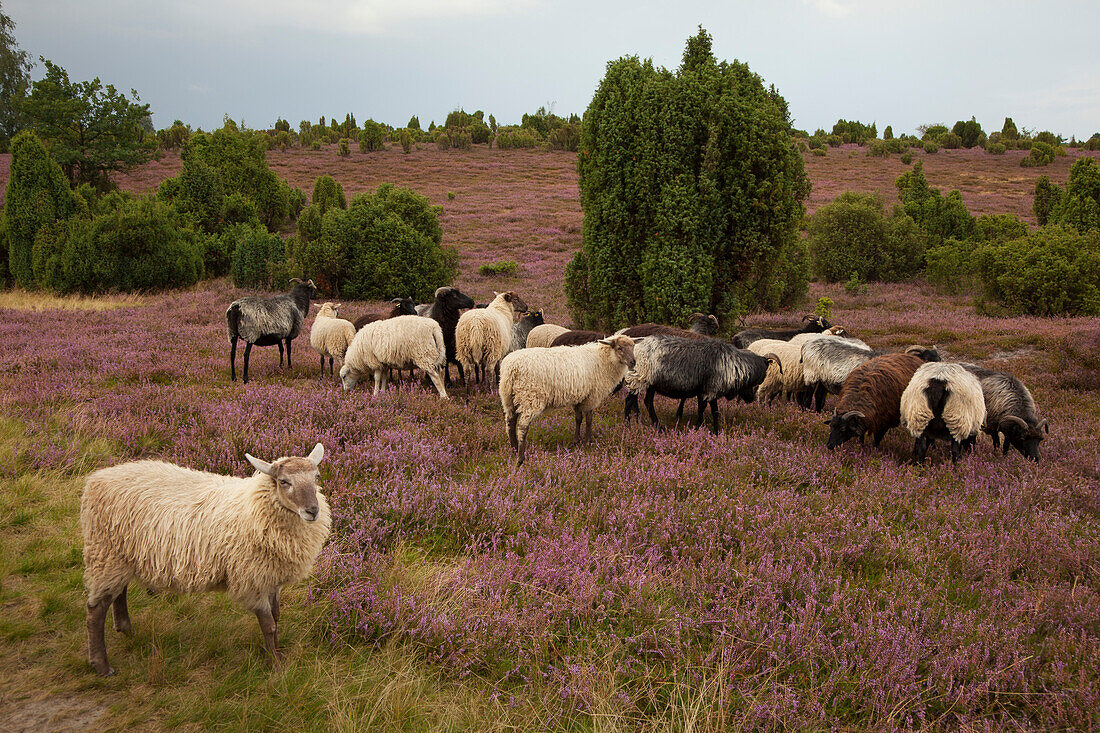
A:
307,443,325,466
334,303,342,310
597,338,613,346
246,453,275,476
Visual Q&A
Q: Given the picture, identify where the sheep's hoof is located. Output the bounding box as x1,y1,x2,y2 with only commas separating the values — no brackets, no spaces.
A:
91,661,115,677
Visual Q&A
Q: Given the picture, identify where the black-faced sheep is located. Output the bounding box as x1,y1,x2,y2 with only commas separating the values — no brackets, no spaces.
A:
455,290,528,394
510,310,546,353
825,348,939,451
960,364,1048,461
624,335,777,434
310,302,356,377
340,315,448,398
900,362,986,463
732,314,831,349
420,286,476,386
81,444,330,676
500,335,637,466
226,278,316,382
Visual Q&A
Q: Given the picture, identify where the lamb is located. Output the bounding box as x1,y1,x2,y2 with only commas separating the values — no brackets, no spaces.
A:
420,286,476,386
352,297,418,331
81,444,331,676
623,335,777,434
550,329,606,347
226,278,316,382
340,315,448,398
500,335,637,466
900,362,986,463
732,314,832,349
800,335,880,411
959,364,1048,461
310,302,356,377
825,348,940,451
455,290,528,394
525,323,570,348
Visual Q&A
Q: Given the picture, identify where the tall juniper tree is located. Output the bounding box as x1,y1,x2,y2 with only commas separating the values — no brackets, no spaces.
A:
566,28,810,330
0,2,31,152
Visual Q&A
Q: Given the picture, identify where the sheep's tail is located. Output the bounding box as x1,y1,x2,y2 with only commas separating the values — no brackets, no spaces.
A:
924,378,950,419
226,303,241,343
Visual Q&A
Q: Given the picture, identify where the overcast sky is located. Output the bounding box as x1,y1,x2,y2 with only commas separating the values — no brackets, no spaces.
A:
6,0,1099,139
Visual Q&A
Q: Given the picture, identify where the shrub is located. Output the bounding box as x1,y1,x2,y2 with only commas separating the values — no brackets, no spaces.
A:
811,147,826,157
399,128,413,154
807,193,924,282
311,140,321,151
883,125,893,140
222,192,260,228
1033,176,1062,226
925,215,1028,293
478,260,519,276
338,138,350,157
447,192,456,200
844,271,868,295
230,222,287,289
549,123,580,151
826,134,842,147
288,186,306,218
450,130,472,150
496,128,537,149
831,119,876,145
974,226,1100,316
951,118,984,148
33,198,202,294
866,139,888,157
159,156,224,234
900,151,913,165
407,116,420,130
1083,134,1100,151
1021,141,1055,167
566,28,810,329
975,213,1029,243
814,296,833,319
3,131,81,288
938,132,961,149
807,136,824,150
1048,157,1100,232
312,175,346,215
895,161,974,245
358,121,385,152
986,142,1006,155
436,133,451,150
923,140,939,154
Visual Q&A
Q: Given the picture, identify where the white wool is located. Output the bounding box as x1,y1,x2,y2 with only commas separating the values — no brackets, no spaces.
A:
747,338,805,400
310,303,356,362
455,292,517,385
900,362,986,441
342,315,448,397
525,324,570,348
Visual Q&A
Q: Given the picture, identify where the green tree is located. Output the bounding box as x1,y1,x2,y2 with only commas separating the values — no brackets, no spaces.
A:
807,193,924,282
951,117,984,148
2,130,80,288
311,175,346,215
895,160,974,245
0,4,32,151
20,58,156,189
566,27,809,329
1002,117,1018,140
1033,175,1063,226
1047,158,1100,233
358,120,384,152
407,115,420,130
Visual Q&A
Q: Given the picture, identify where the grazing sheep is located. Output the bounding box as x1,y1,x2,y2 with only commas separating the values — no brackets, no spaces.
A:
825,348,939,451
417,286,476,386
310,302,356,377
81,444,331,676
525,323,570,349
732,314,832,349
455,290,528,394
616,312,719,340
500,335,637,466
900,362,986,463
510,311,546,354
746,338,804,403
226,278,316,383
624,335,777,434
959,364,1048,461
550,329,606,347
352,297,417,331
800,335,880,411
340,315,448,398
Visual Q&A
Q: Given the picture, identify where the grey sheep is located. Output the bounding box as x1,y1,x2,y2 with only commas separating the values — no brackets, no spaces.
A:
226,278,316,383
960,364,1048,461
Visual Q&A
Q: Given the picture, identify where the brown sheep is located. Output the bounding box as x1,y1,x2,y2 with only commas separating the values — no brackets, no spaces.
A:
550,330,606,347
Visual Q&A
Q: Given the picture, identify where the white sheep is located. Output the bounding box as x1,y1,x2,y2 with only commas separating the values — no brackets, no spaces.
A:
340,315,448,398
455,291,528,393
500,335,637,465
310,302,356,377
525,323,569,348
900,362,986,462
746,338,803,402
81,444,331,676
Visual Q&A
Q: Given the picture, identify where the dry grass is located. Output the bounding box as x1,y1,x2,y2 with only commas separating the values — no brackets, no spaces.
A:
0,290,146,312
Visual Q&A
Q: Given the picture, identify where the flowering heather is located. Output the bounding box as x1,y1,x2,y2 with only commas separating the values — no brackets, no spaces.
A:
1,274,1098,729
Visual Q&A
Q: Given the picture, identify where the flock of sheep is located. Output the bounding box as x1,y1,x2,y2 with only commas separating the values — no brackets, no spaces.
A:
79,277,1048,676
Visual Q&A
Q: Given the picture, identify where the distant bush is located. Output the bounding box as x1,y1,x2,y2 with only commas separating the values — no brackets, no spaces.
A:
895,161,974,245
866,139,888,157
222,192,260,229
230,222,287,289
549,123,580,151
436,133,451,150
1033,176,1063,226
496,128,537,149
901,151,913,165
938,132,961,149
883,125,893,140
1083,134,1100,151
926,214,1030,294
311,140,321,151
338,138,350,157
844,271,868,295
975,213,1029,243
811,147,826,157
1043,158,1100,232
450,130,473,150
807,136,824,150
814,296,833,319
478,260,519,276
407,116,420,131
923,140,939,154
831,119,877,145
826,134,842,147
807,193,924,282
288,186,306,218
951,118,984,148
399,128,413,154
1001,117,1018,140
974,226,1100,316
358,121,385,152
312,175,346,215
1021,141,1055,167
986,142,1006,155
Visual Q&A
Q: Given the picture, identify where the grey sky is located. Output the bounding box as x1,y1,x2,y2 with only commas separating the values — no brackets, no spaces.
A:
7,0,1099,139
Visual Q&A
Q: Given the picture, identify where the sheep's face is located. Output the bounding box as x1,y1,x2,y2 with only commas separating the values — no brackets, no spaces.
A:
444,288,475,311
601,336,636,369
269,457,323,522
1000,419,1046,463
339,365,360,391
502,292,529,313
826,410,864,450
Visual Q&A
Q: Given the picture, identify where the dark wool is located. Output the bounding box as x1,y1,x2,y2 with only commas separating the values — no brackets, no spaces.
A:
828,352,926,447
550,329,606,347
732,315,831,349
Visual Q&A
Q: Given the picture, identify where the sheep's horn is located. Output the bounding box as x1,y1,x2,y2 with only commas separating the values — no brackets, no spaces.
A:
764,353,783,374
290,277,303,284
841,410,866,422
307,279,316,288
802,314,815,322
1038,419,1049,434
245,453,274,476
998,415,1029,435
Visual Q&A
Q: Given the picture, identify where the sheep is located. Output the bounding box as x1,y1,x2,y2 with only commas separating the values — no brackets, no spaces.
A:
800,335,881,411
500,335,637,466
746,338,803,403
824,348,939,451
340,315,448,398
510,310,546,354
550,329,606,347
900,362,986,463
455,290,528,394
352,297,417,331
959,364,1048,461
616,312,719,340
310,302,356,377
416,286,476,386
81,443,331,676
525,323,570,348
226,278,316,383
623,335,778,434
732,314,832,349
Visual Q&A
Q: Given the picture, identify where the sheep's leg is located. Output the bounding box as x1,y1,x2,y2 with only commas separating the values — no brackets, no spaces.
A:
270,589,281,624
623,392,637,422
112,585,131,635
285,338,292,369
991,430,1001,449
456,361,466,388
278,341,285,367
570,405,584,446
254,604,282,662
506,411,519,451
813,385,828,412
709,399,721,435
674,399,686,429
230,336,238,381
584,410,594,444
912,435,929,464
242,342,253,383
86,594,115,676
427,369,448,399
696,395,706,426
319,353,325,377
873,426,889,447
644,388,662,431
950,439,963,463
373,370,383,395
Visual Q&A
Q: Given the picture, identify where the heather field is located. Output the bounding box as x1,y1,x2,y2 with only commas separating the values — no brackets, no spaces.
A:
1,146,1100,731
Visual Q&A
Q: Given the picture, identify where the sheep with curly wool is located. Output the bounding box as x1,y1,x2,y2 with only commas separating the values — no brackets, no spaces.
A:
226,278,316,382
340,315,448,398
81,444,331,676
800,334,880,411
746,338,803,402
959,364,1048,461
455,290,528,393
500,335,637,466
310,302,356,377
525,323,570,349
900,362,986,463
